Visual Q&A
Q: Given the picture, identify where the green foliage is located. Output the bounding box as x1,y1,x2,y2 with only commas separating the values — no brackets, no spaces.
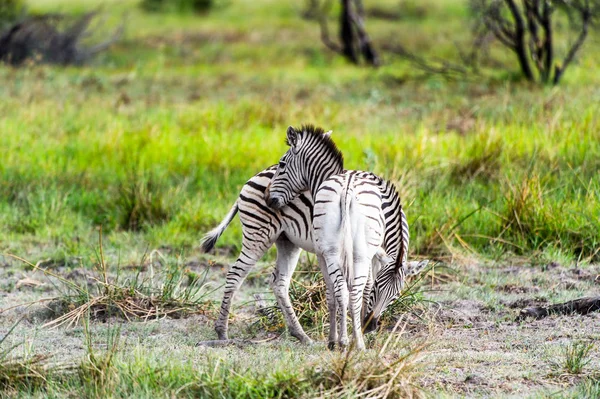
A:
115,169,183,231
0,0,24,29
140,0,213,14
1,0,599,271
575,378,600,398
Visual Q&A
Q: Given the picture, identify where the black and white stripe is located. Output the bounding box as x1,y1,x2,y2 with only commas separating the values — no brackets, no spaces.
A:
267,125,416,350
201,165,317,344
204,125,425,346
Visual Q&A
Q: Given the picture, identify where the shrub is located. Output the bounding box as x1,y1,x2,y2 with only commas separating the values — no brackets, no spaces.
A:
0,0,25,30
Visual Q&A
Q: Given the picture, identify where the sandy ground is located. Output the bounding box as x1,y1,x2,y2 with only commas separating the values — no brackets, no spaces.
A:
1,255,598,398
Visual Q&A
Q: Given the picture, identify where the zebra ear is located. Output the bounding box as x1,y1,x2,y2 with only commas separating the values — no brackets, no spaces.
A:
403,260,430,277
324,130,333,138
286,126,298,147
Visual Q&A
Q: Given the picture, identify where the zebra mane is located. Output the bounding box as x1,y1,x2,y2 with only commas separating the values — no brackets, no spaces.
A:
286,124,344,167
380,179,409,274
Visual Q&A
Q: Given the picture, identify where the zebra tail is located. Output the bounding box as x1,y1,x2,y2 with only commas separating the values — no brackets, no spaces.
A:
340,178,355,285
200,201,239,253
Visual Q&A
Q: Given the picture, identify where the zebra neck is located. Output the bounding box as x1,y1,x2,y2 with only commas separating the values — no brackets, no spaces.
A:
308,164,344,197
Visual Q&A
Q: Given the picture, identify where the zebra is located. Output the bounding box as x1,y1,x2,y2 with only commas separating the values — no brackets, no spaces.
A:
202,129,427,345
267,125,426,350
201,165,317,344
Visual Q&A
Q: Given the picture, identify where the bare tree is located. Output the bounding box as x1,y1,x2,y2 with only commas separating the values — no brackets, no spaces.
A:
472,0,600,84
313,0,380,66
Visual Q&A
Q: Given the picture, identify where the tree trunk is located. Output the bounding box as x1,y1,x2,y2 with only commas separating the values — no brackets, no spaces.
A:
541,1,553,83
517,296,600,321
340,0,358,64
505,0,535,81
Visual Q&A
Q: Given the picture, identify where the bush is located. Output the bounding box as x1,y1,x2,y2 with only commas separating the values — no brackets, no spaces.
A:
0,0,25,29
140,0,213,13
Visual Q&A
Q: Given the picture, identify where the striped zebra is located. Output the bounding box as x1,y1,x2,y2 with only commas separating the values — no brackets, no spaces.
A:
267,125,426,350
201,165,317,344
202,165,426,345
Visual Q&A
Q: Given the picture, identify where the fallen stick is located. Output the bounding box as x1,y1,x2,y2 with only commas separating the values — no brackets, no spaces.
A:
195,339,256,348
517,296,600,321
195,335,278,348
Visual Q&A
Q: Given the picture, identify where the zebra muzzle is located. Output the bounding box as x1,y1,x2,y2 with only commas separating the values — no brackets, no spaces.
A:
266,195,283,210
363,312,379,334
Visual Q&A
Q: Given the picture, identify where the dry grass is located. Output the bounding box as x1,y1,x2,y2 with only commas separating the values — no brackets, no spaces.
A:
5,233,217,329
310,319,427,398
0,318,53,392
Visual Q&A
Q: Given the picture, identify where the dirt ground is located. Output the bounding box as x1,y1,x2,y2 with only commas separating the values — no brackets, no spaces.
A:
1,255,598,398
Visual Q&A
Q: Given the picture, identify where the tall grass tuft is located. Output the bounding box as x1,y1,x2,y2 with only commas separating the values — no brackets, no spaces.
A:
8,232,216,329
310,319,426,398
116,170,182,232
562,341,595,375
78,317,121,397
0,319,50,393
451,136,503,183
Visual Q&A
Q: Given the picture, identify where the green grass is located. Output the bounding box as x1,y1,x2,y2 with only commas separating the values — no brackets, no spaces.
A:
562,341,595,375
1,0,600,396
2,0,600,264
2,303,426,398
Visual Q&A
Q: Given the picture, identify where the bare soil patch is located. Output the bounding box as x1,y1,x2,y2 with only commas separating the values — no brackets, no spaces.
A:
1,260,598,398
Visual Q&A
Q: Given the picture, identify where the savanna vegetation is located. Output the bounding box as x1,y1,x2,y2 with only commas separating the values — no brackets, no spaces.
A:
1,0,599,397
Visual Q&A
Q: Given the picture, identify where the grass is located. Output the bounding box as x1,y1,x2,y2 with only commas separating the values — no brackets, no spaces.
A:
0,319,50,393
0,0,599,265
1,0,600,397
5,231,217,329
1,299,426,398
310,320,426,398
562,341,595,375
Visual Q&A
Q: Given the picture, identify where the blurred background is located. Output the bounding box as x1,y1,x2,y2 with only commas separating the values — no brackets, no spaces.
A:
1,0,599,265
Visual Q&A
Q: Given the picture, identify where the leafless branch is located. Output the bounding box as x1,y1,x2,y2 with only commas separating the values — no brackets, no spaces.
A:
316,0,341,53
385,43,476,80
471,0,600,84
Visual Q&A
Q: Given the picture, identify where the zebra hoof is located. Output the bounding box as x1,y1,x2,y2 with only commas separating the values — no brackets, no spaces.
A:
298,336,314,345
338,341,349,352
291,333,313,345
327,341,336,351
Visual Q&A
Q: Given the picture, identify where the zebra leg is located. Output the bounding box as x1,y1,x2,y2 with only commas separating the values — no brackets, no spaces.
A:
350,259,370,351
318,254,338,350
214,242,269,341
335,275,350,350
322,251,349,350
271,236,312,344
361,266,373,323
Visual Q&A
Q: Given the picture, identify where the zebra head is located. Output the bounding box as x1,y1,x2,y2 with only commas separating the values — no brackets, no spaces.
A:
363,258,429,333
266,125,340,210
